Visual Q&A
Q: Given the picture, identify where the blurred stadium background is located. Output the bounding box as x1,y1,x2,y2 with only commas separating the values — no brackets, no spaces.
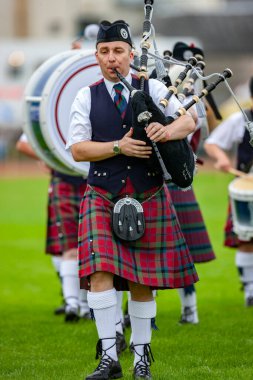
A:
0,0,253,164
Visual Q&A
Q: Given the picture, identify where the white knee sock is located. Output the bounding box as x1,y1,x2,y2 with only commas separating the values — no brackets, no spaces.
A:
178,286,197,310
236,251,253,283
128,300,156,366
51,256,62,275
79,289,90,316
60,260,79,312
87,288,118,361
236,251,253,301
116,291,123,334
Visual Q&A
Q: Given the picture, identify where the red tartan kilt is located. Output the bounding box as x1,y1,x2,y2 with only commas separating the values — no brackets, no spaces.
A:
78,180,199,290
168,183,216,263
46,176,87,255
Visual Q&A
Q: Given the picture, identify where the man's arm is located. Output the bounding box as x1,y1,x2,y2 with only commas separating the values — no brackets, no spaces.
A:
204,142,232,172
16,140,39,160
71,128,153,162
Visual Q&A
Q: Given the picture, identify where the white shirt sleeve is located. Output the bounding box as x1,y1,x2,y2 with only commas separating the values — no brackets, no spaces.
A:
66,86,92,149
205,111,246,150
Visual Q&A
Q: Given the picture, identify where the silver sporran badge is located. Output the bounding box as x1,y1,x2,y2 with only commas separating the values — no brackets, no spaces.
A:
112,196,145,241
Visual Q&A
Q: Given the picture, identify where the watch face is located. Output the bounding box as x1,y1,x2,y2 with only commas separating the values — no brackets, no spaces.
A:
113,141,120,154
113,146,120,154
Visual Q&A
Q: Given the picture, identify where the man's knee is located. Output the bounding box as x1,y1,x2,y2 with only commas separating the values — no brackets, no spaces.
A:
128,281,153,302
90,272,114,292
63,248,77,260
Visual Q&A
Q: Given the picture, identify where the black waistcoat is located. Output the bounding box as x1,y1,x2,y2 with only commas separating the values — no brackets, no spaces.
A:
88,75,163,194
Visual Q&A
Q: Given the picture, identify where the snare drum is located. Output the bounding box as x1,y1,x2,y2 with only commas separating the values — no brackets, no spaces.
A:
228,176,253,241
23,49,102,176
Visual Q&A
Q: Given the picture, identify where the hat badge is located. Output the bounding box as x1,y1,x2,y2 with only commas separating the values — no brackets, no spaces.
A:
120,28,128,39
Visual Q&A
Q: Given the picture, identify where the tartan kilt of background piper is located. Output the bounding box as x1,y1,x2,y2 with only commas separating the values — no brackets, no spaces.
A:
224,202,239,248
46,176,87,255
167,183,216,263
78,179,199,291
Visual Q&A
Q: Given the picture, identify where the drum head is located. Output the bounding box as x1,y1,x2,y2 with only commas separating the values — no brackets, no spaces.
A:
23,50,77,174
40,50,102,176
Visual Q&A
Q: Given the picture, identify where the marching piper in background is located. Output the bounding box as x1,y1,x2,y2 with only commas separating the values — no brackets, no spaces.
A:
204,77,253,307
67,19,198,380
16,133,90,321
168,42,218,324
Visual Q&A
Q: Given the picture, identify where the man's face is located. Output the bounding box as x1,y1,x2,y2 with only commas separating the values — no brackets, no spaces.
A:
96,41,133,82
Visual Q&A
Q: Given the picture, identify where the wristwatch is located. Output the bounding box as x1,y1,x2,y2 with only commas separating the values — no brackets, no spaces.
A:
113,140,121,155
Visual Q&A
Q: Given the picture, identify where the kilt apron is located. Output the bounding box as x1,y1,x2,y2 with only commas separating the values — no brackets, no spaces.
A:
78,179,199,290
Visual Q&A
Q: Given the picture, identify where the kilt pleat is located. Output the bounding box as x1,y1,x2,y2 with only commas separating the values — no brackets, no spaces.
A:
168,183,216,263
46,176,87,255
78,180,199,290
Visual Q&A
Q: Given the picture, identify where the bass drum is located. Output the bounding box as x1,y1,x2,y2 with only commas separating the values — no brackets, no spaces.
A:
23,49,102,176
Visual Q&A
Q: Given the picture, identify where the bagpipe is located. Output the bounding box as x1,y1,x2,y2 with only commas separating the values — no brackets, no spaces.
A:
117,0,253,189
114,68,232,189
115,0,236,188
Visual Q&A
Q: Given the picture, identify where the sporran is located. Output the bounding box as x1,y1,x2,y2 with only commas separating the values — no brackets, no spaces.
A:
112,196,145,241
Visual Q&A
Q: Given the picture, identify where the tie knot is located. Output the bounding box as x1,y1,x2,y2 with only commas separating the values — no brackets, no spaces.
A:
113,83,124,93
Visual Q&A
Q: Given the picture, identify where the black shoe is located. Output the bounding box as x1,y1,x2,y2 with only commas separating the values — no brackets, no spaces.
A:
132,344,154,380
129,342,134,354
54,304,66,315
116,332,127,355
65,307,80,322
123,313,131,328
85,339,123,379
246,296,253,307
80,310,92,320
178,306,199,324
85,357,122,380
133,362,152,380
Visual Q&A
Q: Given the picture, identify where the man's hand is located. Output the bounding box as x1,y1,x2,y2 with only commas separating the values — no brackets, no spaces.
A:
145,122,169,143
120,128,152,158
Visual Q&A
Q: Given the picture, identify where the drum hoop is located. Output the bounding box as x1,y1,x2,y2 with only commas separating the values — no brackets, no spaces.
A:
23,50,76,174
228,177,253,201
38,50,99,176
55,62,98,145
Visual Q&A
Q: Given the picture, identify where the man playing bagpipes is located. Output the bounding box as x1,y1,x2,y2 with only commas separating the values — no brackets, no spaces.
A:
66,19,198,380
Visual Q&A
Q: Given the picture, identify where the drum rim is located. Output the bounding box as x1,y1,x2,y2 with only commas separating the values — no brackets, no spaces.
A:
228,177,253,201
39,50,98,176
23,50,77,174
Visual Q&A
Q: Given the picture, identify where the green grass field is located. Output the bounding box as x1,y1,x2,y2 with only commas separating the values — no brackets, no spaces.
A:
1,171,253,380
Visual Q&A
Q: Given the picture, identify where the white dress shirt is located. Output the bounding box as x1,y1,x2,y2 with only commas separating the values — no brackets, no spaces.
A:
205,111,247,150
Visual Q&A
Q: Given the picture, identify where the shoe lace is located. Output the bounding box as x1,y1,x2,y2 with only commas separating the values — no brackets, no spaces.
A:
133,343,154,376
94,338,116,372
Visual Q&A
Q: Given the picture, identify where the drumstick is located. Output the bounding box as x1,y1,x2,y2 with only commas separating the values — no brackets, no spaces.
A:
228,167,253,180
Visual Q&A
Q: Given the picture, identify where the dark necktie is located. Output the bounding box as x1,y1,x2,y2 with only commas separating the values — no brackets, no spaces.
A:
113,83,127,119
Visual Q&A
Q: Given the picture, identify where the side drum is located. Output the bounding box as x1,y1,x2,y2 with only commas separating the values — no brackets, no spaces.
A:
23,49,102,176
228,176,253,241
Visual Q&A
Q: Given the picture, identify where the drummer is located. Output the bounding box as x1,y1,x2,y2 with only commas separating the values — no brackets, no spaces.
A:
204,76,253,307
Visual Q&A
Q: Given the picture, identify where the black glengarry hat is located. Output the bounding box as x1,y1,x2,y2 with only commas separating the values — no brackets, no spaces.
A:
173,42,204,61
96,20,132,47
